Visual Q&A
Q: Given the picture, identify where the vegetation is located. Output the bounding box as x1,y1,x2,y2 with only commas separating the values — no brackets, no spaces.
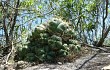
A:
16,18,81,62
0,0,110,68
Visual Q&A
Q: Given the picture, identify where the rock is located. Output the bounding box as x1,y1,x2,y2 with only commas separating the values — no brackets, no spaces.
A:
108,55,110,58
102,65,110,70
53,69,59,70
57,62,63,65
0,65,5,70
17,61,25,65
39,68,49,70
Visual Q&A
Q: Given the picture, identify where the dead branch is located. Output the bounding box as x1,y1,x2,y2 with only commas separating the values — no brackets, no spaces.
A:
76,51,99,70
80,42,110,53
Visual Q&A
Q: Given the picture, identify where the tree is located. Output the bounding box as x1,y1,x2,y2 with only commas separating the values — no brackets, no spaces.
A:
0,0,56,57
1,0,20,54
96,0,109,47
52,0,110,46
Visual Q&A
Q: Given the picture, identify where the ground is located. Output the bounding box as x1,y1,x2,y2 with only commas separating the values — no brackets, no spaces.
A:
1,47,110,70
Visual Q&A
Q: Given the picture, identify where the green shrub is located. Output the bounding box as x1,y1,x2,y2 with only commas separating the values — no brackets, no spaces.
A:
16,18,81,63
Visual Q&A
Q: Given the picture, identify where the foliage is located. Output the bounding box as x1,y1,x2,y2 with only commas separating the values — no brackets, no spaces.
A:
16,18,81,62
53,0,102,43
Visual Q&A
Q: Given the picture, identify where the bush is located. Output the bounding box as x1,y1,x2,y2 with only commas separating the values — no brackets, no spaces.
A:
16,18,81,63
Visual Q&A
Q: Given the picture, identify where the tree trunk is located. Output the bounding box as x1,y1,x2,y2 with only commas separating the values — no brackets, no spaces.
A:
1,0,20,54
97,0,109,47
96,26,110,47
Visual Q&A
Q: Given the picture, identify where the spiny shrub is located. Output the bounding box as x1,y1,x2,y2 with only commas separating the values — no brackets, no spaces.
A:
16,18,81,62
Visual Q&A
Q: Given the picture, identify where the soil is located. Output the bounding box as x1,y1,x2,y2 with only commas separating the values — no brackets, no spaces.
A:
1,47,110,70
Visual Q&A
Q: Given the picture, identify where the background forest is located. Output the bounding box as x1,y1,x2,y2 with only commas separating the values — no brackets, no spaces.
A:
0,0,110,68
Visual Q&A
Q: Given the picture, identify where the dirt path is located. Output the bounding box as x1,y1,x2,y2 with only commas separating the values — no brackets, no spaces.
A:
23,48,110,70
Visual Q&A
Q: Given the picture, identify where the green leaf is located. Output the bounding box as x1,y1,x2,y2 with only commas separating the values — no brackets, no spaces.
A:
20,0,34,8
82,23,87,30
0,12,2,17
108,9,110,13
69,0,73,4
79,0,83,4
38,5,43,9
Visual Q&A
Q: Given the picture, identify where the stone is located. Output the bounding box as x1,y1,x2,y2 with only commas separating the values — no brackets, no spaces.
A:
0,65,5,70
102,65,110,70
39,68,49,70
57,62,63,65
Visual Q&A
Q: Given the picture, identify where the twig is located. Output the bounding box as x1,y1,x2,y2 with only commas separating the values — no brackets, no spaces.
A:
76,50,100,70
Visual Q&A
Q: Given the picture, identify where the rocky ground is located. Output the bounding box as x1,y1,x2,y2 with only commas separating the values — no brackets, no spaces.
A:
1,47,110,70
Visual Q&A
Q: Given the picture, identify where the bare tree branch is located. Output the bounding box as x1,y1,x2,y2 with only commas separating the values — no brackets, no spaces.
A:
102,0,108,38
9,0,20,39
76,52,99,70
